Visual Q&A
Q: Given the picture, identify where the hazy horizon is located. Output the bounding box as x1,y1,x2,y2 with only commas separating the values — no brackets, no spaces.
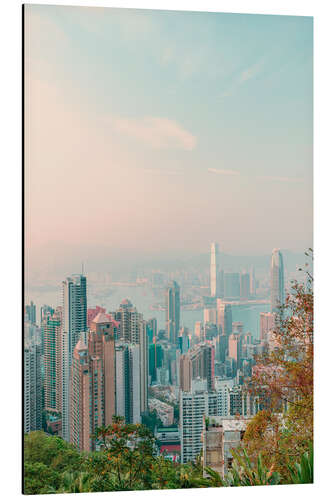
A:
25,5,313,272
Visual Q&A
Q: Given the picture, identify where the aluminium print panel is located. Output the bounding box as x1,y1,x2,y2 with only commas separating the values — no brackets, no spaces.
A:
23,3,313,494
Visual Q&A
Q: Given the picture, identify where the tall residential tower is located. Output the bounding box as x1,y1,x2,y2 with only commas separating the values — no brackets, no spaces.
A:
165,281,180,345
270,249,285,313
61,274,87,442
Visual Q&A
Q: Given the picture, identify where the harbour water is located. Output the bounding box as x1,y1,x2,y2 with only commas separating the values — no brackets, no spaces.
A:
27,283,270,340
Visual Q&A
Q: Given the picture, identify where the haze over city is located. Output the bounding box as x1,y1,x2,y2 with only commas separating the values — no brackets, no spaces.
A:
25,5,312,278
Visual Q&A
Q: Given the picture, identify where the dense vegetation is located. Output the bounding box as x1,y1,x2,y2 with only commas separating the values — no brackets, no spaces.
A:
24,259,313,494
23,426,313,493
24,426,206,494
244,252,313,482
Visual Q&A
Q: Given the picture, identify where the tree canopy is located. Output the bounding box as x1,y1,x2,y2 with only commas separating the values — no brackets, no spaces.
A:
244,254,313,481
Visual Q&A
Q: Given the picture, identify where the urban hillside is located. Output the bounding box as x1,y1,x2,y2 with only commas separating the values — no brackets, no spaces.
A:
24,260,313,493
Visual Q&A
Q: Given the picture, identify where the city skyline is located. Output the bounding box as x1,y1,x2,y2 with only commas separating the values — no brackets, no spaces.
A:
25,5,312,270
23,5,313,492
24,241,313,486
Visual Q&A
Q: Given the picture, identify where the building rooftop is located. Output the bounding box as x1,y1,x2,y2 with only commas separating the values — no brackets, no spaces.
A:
75,338,87,351
92,312,112,324
207,416,251,431
156,427,178,433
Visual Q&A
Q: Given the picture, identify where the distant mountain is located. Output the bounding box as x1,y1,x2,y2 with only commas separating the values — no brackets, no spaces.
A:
26,243,309,284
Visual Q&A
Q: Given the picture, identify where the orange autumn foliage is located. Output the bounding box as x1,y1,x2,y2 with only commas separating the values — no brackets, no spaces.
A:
243,255,313,482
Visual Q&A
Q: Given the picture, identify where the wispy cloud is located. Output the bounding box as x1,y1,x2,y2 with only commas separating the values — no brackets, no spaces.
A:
219,59,265,100
113,116,196,151
259,175,302,183
142,168,181,176
238,60,264,84
208,168,240,176
207,170,302,183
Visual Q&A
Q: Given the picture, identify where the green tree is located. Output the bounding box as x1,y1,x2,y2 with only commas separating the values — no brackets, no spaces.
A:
89,416,157,491
141,410,163,433
24,462,61,494
24,431,81,472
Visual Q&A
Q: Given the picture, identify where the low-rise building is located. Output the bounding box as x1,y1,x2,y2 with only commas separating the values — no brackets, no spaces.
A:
202,416,251,478
155,426,180,462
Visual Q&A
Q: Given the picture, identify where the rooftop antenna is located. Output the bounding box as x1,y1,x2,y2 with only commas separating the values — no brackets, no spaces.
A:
81,262,84,275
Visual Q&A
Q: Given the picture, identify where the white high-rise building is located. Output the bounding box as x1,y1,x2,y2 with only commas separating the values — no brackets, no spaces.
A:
210,242,219,297
114,301,148,415
215,379,234,416
179,379,228,464
115,343,141,424
270,249,285,313
180,386,209,464
179,378,256,464
61,274,87,442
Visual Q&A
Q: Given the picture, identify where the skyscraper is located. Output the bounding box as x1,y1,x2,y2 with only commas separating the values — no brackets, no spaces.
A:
179,354,192,392
43,309,62,413
240,271,250,300
250,266,256,296
70,339,90,451
191,343,215,391
216,300,232,364
218,269,224,298
194,321,204,342
178,326,190,354
61,274,87,442
70,338,104,452
139,320,148,414
70,313,118,452
179,343,215,392
216,300,232,337
270,248,285,313
224,273,240,298
260,312,275,342
180,386,210,464
24,338,43,433
115,299,141,343
147,318,157,343
180,379,239,464
228,333,242,371
114,300,148,415
115,343,141,424
165,281,180,344
215,334,228,364
204,307,217,325
210,242,219,297
89,312,117,425
25,301,36,325
149,342,163,383
40,304,54,328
